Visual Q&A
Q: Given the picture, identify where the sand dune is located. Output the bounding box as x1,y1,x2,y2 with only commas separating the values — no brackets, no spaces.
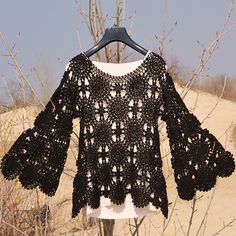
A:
1,84,236,235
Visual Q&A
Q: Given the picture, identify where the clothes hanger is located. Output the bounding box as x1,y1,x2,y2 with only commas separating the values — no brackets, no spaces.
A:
84,26,149,57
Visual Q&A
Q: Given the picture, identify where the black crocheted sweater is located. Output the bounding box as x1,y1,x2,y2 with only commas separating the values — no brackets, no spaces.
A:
1,51,235,219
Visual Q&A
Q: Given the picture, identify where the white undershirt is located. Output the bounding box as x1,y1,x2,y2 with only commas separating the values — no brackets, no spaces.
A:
86,51,158,219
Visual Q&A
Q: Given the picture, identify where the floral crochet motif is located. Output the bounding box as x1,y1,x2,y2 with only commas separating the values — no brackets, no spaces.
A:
1,51,235,219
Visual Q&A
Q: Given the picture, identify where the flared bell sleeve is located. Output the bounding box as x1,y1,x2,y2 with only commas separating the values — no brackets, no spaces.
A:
160,72,235,200
0,61,80,196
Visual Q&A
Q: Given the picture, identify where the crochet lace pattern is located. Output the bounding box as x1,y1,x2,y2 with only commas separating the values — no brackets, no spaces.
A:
1,51,235,219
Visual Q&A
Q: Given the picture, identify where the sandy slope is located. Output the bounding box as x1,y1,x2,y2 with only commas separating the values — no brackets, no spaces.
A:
0,84,236,235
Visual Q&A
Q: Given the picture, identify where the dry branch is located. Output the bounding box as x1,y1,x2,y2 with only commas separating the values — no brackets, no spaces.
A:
0,32,44,108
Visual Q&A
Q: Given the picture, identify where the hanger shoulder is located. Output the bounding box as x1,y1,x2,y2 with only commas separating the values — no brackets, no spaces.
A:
85,27,148,57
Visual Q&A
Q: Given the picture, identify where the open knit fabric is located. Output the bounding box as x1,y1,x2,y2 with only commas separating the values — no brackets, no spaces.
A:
86,55,158,219
1,50,235,220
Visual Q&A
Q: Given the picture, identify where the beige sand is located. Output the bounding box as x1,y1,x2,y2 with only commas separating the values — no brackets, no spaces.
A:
1,83,236,235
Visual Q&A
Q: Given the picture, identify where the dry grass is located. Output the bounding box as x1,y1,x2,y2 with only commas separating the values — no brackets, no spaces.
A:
200,76,236,102
168,61,236,103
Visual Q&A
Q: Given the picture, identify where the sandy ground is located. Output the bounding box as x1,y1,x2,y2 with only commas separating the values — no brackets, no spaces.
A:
0,83,236,235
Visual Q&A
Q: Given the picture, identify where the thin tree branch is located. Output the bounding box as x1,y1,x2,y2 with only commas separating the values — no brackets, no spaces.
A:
195,186,216,236
1,219,29,236
0,32,45,108
212,218,236,236
186,194,197,236
200,75,227,125
180,0,236,99
162,195,178,234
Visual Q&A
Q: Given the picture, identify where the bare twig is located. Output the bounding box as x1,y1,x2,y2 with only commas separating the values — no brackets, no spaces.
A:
133,217,139,236
75,0,137,63
145,215,163,236
0,32,44,108
128,218,134,235
132,216,146,236
212,218,236,236
2,219,29,236
156,0,177,57
195,187,216,236
44,203,49,236
98,219,103,236
200,76,227,125
76,29,84,52
1,75,16,108
176,214,186,236
186,194,197,236
162,195,178,234
180,0,236,99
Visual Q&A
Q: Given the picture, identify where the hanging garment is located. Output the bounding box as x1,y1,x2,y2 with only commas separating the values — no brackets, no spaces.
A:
86,54,158,219
0,51,235,220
